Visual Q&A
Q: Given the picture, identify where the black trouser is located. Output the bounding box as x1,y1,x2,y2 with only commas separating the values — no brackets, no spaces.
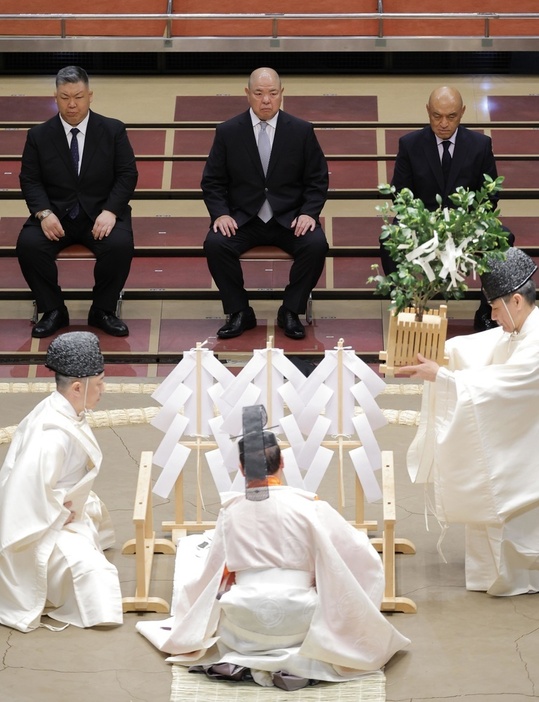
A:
204,217,328,315
17,212,134,314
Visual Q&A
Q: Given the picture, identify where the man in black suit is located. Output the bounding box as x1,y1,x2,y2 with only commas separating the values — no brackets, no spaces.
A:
384,86,513,331
17,65,138,338
202,67,329,340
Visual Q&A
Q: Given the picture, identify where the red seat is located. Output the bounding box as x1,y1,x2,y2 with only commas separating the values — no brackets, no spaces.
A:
240,246,313,324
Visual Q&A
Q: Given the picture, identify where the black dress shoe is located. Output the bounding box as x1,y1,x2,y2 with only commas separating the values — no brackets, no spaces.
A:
277,305,305,339
31,307,69,338
217,307,257,339
88,307,129,337
473,308,498,332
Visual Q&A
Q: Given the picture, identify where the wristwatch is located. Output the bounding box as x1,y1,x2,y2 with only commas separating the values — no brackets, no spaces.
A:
36,209,53,221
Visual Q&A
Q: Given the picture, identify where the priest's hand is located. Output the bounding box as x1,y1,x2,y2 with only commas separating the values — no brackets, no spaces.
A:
399,353,440,382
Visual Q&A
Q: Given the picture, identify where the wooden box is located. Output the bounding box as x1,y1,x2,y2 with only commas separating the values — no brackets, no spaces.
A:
379,304,449,377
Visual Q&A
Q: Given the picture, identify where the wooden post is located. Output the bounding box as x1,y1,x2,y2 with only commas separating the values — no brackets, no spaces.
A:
336,339,346,512
266,336,274,427
161,342,217,538
122,451,175,613
334,338,377,531
373,451,417,614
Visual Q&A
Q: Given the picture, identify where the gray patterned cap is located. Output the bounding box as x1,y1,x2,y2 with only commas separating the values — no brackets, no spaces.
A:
45,332,104,377
481,248,537,303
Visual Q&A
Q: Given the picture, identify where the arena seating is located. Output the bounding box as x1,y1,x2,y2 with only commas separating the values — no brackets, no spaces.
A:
1,5,539,367
1,2,538,40
1,90,539,310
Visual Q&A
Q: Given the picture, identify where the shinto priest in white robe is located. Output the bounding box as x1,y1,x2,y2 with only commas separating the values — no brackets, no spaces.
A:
137,484,410,681
0,391,123,632
408,305,539,595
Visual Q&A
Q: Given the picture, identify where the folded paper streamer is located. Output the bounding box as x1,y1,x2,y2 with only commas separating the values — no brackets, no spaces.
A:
151,342,387,504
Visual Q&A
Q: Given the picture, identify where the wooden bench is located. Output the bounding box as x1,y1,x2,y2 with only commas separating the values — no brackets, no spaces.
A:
2,113,539,310
240,245,313,323
0,214,388,303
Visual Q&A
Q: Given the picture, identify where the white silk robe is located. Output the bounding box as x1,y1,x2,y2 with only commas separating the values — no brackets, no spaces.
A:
137,486,410,682
408,306,539,595
0,392,123,632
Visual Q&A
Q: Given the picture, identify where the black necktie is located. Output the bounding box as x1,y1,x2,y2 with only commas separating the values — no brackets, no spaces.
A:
441,140,452,184
69,127,80,219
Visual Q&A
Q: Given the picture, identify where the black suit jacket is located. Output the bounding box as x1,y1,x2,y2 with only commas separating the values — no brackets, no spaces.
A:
201,109,328,229
391,125,498,210
19,110,138,227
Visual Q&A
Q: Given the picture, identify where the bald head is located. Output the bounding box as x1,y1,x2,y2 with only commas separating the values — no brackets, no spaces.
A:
248,67,281,90
245,67,283,121
426,86,466,140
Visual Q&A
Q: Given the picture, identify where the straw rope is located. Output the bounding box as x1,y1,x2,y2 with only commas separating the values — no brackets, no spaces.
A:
381,383,423,395
0,382,421,445
0,406,419,445
381,409,420,426
86,406,160,428
0,382,423,396
0,406,162,445
0,382,158,394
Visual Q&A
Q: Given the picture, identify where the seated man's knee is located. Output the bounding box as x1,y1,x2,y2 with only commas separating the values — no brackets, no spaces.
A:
16,225,37,253
16,225,53,263
297,227,327,256
204,229,234,257
16,237,30,260
103,228,134,256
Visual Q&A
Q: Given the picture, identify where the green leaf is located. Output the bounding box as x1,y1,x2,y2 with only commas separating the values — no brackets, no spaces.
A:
371,177,509,313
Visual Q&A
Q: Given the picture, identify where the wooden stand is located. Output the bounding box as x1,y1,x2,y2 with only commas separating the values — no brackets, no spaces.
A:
160,337,379,536
152,340,416,613
380,304,449,377
161,342,220,541
334,338,378,531
240,247,313,323
161,439,218,543
122,451,175,613
371,451,417,613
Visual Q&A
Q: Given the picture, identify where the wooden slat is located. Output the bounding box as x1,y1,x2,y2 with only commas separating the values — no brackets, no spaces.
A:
122,450,175,614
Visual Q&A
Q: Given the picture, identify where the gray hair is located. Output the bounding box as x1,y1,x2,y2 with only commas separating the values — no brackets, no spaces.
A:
503,278,537,306
55,373,80,390
56,66,89,88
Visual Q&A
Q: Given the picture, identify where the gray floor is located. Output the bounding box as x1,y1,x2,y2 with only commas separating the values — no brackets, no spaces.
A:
0,376,538,702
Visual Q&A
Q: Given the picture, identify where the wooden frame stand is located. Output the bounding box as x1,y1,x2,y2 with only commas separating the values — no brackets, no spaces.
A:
380,304,449,377
371,451,417,613
150,340,417,614
122,451,175,613
160,451,216,543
